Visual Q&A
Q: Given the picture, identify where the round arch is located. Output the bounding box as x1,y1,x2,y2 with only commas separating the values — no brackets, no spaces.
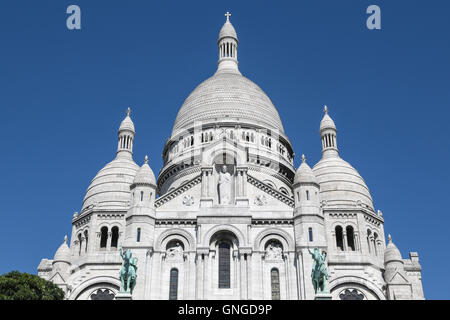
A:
253,227,295,252
155,228,196,252
69,276,121,300
202,224,246,247
329,276,386,300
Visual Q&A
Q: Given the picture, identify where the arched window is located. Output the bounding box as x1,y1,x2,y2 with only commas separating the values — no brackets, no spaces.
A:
111,226,119,249
346,226,355,251
169,268,179,300
137,228,141,242
140,191,144,202
78,233,83,256
373,233,378,256
306,190,310,200
367,229,372,254
84,230,89,253
100,227,108,249
271,268,280,300
308,227,313,242
335,226,344,251
218,241,231,288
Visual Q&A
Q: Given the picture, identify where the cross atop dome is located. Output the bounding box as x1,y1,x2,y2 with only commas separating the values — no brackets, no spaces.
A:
324,105,328,114
225,11,231,22
301,154,306,163
126,107,131,117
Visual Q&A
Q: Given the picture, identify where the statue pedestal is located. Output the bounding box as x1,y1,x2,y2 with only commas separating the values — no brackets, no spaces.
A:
115,292,133,300
314,293,332,300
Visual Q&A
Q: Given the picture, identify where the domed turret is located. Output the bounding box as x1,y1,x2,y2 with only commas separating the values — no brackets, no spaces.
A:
313,106,374,210
53,235,71,264
294,154,319,185
81,109,139,212
384,234,403,264
384,235,406,282
293,155,320,210
130,156,156,207
132,155,156,187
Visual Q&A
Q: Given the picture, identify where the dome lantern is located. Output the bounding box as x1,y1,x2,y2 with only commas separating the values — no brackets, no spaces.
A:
117,107,135,159
320,105,338,159
217,12,240,74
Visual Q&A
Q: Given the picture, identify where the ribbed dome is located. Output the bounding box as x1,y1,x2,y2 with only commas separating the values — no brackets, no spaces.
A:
171,72,285,136
312,156,374,210
384,235,403,263
82,157,139,211
320,112,336,132
133,156,156,186
119,115,135,132
219,20,238,41
294,155,318,185
53,236,71,263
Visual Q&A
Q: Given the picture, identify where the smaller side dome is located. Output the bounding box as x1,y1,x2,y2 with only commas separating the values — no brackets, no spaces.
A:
132,155,156,187
53,236,71,264
384,235,403,264
319,106,336,132
119,107,135,133
294,154,318,185
218,12,238,42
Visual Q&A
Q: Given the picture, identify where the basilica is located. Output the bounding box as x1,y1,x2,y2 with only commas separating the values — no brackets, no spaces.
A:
38,14,424,300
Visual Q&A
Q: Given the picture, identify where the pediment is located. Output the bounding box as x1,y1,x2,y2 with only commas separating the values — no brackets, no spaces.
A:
387,270,410,284
248,174,294,208
50,271,66,284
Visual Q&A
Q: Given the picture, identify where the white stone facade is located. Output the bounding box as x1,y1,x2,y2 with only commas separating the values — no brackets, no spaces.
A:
38,14,424,300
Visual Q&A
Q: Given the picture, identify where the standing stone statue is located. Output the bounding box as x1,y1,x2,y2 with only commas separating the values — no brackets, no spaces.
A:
218,165,231,204
308,247,329,294
119,246,138,294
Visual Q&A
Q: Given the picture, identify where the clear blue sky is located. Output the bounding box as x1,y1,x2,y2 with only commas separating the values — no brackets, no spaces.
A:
0,0,449,299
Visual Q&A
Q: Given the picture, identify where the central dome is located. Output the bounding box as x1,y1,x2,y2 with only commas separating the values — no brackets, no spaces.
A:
171,16,285,136
171,71,285,136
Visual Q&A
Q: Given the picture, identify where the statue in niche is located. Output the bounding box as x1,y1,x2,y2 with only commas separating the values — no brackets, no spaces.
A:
265,241,283,260
218,165,231,204
167,242,183,259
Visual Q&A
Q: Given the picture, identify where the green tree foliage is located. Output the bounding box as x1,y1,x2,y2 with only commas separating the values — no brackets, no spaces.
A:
0,271,65,300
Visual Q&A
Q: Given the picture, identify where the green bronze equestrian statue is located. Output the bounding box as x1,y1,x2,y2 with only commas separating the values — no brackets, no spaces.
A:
308,247,329,294
119,246,138,294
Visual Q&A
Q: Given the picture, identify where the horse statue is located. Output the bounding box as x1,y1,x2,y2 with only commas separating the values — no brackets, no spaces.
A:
119,246,138,294
308,247,329,294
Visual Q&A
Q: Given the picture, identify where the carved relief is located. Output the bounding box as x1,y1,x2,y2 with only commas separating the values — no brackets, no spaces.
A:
166,241,184,261
182,195,195,206
254,194,267,206
265,241,283,260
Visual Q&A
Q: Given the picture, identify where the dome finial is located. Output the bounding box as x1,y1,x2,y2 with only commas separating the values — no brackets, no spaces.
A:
64,235,68,243
225,11,231,22
388,234,392,243
144,155,148,164
301,154,306,163
126,107,131,117
324,105,328,114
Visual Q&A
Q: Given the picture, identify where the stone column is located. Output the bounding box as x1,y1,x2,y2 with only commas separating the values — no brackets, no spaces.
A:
107,232,112,250
196,253,203,299
200,167,214,207
296,251,305,300
288,252,298,299
342,231,348,251
239,253,247,299
235,167,249,206
283,254,291,299
247,253,252,300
